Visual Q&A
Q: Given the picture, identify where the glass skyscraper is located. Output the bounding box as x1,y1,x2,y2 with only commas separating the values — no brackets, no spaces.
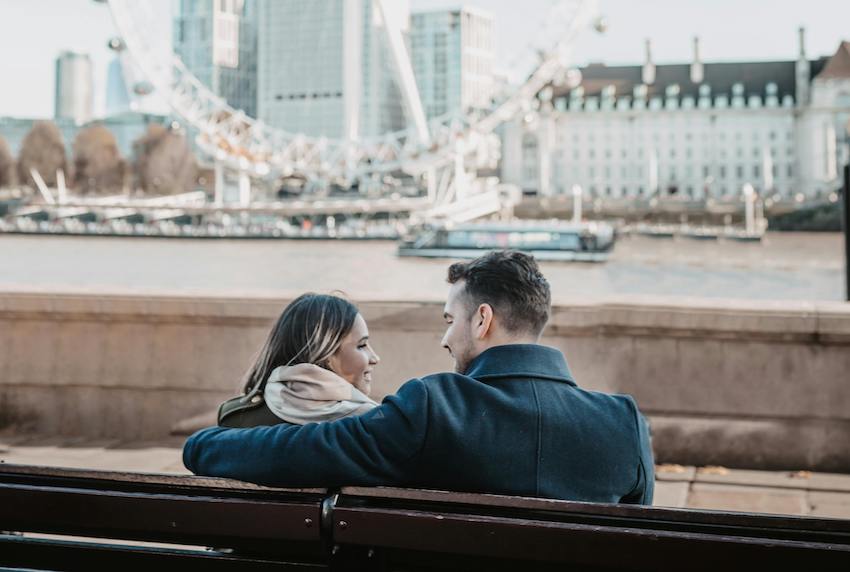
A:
173,0,258,118
410,6,495,120
256,0,408,139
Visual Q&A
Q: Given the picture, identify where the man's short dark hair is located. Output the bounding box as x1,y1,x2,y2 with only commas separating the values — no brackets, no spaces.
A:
447,250,551,336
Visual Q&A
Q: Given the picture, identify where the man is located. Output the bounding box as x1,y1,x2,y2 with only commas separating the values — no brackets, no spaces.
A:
184,251,654,504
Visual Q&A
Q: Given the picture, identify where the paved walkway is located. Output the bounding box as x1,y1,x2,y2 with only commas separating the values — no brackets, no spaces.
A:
2,435,849,518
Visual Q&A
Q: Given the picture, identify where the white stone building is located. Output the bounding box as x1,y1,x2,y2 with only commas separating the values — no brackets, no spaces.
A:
501,32,850,199
410,6,495,120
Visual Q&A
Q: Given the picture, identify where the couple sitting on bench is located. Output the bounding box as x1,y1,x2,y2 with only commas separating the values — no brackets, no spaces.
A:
183,250,655,504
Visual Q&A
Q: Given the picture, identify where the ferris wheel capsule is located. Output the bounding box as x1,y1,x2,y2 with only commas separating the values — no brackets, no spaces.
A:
107,37,125,51
133,81,154,96
593,16,608,34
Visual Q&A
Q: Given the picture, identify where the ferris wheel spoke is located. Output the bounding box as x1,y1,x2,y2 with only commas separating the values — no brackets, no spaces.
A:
106,0,599,185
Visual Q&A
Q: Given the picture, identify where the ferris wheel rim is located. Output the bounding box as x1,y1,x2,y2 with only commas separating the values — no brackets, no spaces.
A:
105,0,599,179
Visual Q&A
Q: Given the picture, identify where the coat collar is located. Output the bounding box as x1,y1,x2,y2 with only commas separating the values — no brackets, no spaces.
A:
464,344,576,386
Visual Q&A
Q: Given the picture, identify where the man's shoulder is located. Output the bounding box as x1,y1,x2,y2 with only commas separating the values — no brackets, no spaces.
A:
396,371,469,395
571,386,642,419
388,371,486,407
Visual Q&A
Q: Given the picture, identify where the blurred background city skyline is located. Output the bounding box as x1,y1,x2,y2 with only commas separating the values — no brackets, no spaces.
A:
2,0,850,119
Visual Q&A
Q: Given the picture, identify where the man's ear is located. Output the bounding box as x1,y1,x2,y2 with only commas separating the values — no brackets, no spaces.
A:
474,303,494,340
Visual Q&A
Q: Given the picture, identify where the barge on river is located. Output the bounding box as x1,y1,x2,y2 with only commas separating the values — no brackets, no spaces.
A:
398,221,616,262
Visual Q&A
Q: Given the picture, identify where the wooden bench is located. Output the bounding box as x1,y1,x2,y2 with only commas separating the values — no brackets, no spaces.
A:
1,464,849,570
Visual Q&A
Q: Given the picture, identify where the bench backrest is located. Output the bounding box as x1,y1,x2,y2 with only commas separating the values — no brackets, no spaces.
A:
2,464,849,570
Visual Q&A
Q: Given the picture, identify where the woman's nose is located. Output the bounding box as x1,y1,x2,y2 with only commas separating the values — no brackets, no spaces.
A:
370,348,380,364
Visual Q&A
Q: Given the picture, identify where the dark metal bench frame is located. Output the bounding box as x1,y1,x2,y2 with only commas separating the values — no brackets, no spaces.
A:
1,464,849,571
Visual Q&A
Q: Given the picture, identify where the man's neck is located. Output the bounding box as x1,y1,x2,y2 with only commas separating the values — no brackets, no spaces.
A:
479,337,539,353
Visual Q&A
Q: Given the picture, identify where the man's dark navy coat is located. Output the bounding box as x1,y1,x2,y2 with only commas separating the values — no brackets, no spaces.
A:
184,344,655,504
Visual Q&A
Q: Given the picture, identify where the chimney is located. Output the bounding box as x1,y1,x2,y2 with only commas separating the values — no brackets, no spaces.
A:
690,36,704,84
642,38,656,85
795,27,810,107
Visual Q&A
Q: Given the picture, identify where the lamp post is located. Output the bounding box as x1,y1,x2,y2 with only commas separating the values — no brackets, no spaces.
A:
743,183,756,236
844,119,850,302
571,184,583,224
843,161,849,302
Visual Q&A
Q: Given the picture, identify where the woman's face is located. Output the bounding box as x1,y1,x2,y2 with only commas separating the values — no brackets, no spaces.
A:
327,313,380,395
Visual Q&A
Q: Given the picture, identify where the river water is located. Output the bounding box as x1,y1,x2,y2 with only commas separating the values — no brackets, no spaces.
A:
0,232,844,303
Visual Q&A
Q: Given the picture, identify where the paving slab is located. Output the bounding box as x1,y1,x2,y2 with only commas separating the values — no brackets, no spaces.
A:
0,440,184,474
69,447,183,473
808,491,850,519
688,483,809,516
693,467,814,490
655,464,697,482
653,481,691,508
806,472,850,493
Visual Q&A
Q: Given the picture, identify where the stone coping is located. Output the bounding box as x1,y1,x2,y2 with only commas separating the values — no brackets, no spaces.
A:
1,291,848,342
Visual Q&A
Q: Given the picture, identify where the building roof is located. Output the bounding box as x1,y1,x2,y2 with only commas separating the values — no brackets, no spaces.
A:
551,56,830,102
816,41,850,80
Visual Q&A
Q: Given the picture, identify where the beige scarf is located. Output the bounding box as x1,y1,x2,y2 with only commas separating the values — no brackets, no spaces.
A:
263,363,378,425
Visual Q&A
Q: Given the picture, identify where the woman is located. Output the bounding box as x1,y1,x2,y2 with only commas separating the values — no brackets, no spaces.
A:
218,293,381,428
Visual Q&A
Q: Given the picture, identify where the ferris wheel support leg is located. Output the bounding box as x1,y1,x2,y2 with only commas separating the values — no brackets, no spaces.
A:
426,167,437,203
538,116,555,197
374,0,430,145
454,140,468,203
214,161,225,206
343,0,363,143
239,169,251,207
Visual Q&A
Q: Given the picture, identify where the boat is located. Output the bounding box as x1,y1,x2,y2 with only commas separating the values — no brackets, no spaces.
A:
397,221,615,262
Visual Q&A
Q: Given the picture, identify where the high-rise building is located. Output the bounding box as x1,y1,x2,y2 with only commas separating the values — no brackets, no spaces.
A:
410,6,495,120
256,0,409,139
54,51,94,125
502,33,850,199
173,0,258,118
105,56,132,117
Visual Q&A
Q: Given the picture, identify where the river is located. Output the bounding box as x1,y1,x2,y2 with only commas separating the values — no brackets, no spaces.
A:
0,232,844,303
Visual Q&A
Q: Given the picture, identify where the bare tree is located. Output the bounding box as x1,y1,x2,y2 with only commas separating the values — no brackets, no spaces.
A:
0,136,15,188
73,124,125,194
132,124,197,194
17,121,70,188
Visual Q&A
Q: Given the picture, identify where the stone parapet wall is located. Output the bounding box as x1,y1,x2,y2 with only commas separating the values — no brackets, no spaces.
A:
1,293,848,470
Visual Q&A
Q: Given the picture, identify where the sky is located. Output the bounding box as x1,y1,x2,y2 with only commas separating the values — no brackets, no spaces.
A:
1,0,849,119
